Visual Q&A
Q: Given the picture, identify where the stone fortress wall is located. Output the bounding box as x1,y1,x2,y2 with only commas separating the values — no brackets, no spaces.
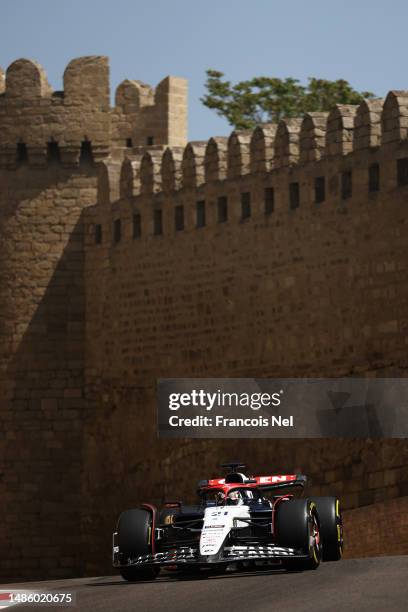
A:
0,55,407,580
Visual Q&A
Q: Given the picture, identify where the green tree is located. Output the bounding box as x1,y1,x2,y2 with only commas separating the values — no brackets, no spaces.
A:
201,70,375,130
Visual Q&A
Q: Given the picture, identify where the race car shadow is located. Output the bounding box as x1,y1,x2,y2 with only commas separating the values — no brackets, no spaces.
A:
173,567,287,582
86,566,287,587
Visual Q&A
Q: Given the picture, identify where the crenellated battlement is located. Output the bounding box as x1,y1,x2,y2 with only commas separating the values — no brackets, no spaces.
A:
0,56,188,168
0,56,111,167
112,75,188,149
91,90,408,218
0,66,5,94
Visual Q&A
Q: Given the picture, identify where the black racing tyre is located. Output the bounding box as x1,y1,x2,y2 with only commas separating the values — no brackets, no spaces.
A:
312,497,343,561
276,499,322,571
117,508,159,581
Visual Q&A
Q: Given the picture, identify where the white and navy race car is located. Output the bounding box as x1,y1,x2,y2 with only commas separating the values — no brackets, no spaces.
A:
113,462,343,580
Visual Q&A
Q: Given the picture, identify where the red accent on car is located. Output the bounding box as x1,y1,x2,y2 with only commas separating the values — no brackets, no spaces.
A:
202,474,298,494
141,503,157,555
254,475,297,485
271,495,293,536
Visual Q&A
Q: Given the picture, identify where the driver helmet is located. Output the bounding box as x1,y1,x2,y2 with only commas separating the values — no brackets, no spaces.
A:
227,490,243,505
215,491,225,505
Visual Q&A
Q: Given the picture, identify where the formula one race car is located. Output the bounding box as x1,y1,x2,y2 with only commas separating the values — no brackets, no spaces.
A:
113,462,343,581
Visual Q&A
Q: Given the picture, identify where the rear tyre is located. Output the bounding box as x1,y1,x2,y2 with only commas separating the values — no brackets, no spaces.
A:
276,499,322,571
117,508,159,581
312,497,343,561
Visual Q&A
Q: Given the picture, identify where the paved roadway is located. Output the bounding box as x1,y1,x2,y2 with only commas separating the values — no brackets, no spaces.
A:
3,556,408,612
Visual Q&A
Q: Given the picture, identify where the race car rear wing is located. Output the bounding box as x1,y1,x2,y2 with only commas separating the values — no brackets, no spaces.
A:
251,474,307,492
199,474,307,492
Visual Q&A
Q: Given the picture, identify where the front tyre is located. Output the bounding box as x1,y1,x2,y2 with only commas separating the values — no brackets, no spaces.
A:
117,508,159,581
313,497,343,561
276,499,322,571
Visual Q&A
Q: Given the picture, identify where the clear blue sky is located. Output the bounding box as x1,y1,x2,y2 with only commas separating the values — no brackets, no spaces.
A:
1,0,408,141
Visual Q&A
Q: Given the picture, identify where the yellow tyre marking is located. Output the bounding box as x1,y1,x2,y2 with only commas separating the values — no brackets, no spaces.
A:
309,503,319,564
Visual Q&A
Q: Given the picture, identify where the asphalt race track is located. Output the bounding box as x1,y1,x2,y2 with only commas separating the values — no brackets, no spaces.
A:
4,556,408,612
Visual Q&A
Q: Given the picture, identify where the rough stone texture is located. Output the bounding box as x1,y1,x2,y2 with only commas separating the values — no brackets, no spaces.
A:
274,118,302,167
0,56,188,582
343,496,408,558
0,164,97,580
0,55,408,581
300,113,328,163
0,57,111,167
0,66,5,94
82,131,408,575
0,56,187,168
354,99,383,150
204,137,227,182
250,124,276,173
326,105,357,156
112,76,188,148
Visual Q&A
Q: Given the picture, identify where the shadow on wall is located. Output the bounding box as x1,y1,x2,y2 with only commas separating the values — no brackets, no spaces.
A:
0,163,94,582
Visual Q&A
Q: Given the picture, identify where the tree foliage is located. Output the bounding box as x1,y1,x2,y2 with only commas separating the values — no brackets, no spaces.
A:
201,70,375,130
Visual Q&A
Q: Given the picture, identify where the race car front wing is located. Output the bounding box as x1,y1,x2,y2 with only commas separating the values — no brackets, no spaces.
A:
112,532,307,567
